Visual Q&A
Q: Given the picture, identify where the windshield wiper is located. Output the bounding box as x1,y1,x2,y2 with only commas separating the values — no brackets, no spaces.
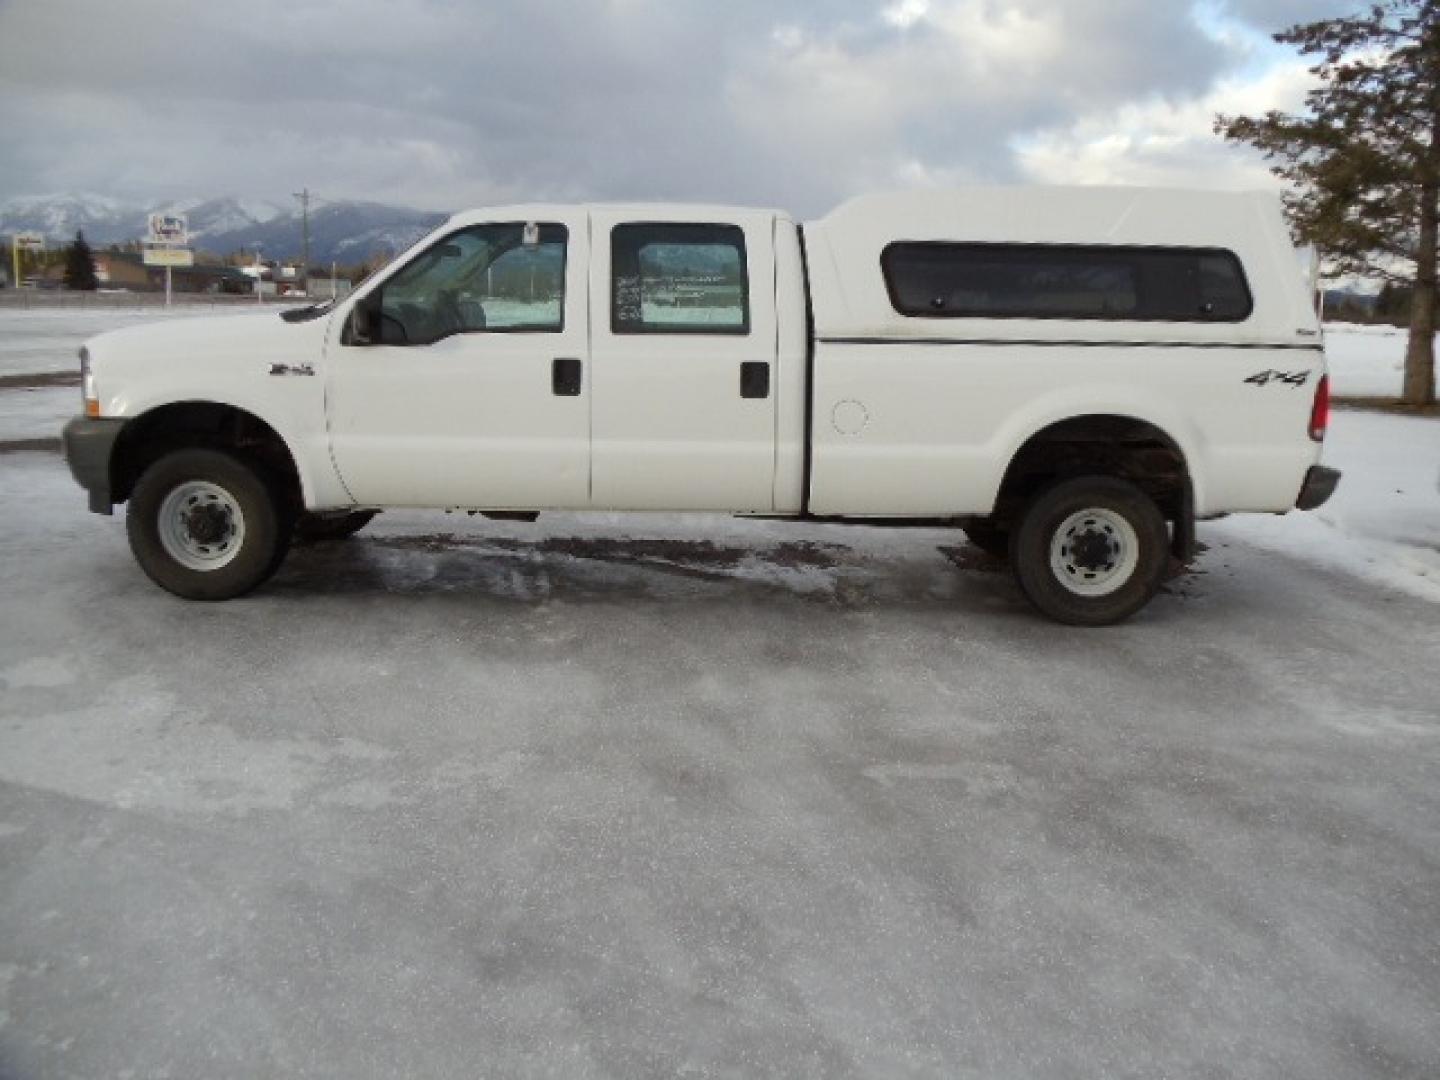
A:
280,299,337,323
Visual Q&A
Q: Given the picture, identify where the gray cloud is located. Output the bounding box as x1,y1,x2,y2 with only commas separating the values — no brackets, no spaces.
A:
1219,0,1361,31
0,0,1346,217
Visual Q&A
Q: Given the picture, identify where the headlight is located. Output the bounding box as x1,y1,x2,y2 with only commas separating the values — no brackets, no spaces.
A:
80,346,99,416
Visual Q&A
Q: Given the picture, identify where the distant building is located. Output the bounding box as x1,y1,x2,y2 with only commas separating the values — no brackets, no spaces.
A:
92,252,150,290
45,252,256,294
236,261,352,299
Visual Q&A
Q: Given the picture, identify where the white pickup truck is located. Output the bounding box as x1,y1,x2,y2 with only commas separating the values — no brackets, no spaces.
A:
63,186,1338,625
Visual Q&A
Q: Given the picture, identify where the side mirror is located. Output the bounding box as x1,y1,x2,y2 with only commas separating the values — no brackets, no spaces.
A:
349,301,374,345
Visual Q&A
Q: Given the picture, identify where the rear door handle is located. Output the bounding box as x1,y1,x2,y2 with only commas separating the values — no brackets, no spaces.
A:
740,361,770,399
552,357,582,397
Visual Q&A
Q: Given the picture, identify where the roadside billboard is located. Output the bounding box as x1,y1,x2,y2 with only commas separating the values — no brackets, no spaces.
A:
147,213,189,246
143,244,195,267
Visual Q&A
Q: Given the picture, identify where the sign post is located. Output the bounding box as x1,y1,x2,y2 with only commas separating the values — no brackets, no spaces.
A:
11,231,44,289
143,214,191,307
249,243,264,305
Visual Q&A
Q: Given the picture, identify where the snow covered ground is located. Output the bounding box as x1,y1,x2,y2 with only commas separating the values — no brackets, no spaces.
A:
0,301,278,379
2,446,1438,1077
1324,321,1421,398
1213,409,1440,604
2,303,1439,1078
0,385,74,441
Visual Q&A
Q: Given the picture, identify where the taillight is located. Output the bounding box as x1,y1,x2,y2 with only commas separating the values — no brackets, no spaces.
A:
1309,374,1330,442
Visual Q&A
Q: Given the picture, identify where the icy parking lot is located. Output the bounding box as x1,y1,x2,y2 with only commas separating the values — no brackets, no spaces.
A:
2,306,1440,1077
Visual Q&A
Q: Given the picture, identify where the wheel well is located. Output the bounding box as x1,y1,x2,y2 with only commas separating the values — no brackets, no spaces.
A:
111,402,302,510
991,415,1190,527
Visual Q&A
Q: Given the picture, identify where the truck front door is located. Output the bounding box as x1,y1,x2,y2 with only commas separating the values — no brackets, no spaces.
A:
325,213,590,509
587,212,779,511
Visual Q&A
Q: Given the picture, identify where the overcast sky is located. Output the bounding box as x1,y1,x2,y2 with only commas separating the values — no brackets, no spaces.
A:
0,0,1352,216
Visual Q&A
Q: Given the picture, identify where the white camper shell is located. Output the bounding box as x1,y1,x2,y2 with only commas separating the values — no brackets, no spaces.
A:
801,188,1325,521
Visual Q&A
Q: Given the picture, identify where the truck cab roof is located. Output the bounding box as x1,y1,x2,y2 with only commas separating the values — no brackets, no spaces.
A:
444,203,794,230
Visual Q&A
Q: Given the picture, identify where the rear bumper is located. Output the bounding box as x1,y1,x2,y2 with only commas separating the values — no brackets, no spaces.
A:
62,416,126,515
1296,465,1341,511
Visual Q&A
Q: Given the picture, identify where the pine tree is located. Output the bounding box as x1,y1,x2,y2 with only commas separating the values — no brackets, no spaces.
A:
63,230,98,291
1216,1,1440,405
1377,281,1414,322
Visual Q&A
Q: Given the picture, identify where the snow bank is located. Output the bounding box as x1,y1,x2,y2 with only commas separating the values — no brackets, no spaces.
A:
1323,323,1414,399
1211,409,1440,603
0,303,278,378
0,386,72,441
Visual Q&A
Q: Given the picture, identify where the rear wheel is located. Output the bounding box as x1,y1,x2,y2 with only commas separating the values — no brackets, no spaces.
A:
294,510,378,545
1010,476,1169,626
126,448,290,600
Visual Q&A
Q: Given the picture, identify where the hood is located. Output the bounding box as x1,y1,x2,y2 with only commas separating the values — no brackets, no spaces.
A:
82,306,340,422
85,308,334,371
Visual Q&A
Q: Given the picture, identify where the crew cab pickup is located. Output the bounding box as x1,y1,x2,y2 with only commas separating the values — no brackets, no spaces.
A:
62,187,1339,625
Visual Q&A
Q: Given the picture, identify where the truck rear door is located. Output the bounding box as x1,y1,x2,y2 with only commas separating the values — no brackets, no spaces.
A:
587,210,778,511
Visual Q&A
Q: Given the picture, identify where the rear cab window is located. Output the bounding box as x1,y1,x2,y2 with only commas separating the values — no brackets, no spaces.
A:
880,243,1253,323
611,223,750,334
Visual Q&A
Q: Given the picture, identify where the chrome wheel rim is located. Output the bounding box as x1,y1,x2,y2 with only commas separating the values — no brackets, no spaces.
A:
1048,508,1139,597
158,481,246,571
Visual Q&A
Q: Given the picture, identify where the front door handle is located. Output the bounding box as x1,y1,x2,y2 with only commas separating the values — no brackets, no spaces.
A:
740,361,770,399
552,357,582,397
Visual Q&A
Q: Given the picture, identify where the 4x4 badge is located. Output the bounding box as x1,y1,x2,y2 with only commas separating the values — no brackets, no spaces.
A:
1244,369,1311,387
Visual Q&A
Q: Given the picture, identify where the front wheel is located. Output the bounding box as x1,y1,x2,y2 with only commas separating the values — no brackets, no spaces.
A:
126,448,290,600
1010,476,1169,626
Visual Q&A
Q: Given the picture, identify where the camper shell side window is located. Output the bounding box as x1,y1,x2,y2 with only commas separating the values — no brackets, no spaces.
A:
880,243,1253,323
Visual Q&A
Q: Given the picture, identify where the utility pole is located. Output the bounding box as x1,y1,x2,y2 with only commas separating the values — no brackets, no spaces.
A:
292,187,312,296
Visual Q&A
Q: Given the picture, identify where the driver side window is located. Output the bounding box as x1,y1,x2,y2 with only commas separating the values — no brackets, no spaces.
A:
371,222,567,346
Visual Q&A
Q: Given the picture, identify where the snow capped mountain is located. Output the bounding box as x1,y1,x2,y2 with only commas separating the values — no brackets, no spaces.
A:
200,200,446,265
0,193,445,265
0,192,138,244
168,197,286,239
236,199,284,224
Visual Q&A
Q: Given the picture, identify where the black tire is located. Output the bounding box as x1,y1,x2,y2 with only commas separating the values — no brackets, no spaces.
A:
125,448,290,601
293,509,378,545
1010,476,1169,626
961,520,1011,560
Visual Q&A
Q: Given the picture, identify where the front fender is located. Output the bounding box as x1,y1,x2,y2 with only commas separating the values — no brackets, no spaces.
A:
84,310,352,510
108,391,351,511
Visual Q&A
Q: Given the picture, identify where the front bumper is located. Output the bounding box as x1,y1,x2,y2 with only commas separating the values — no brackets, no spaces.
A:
62,416,126,515
1296,465,1341,511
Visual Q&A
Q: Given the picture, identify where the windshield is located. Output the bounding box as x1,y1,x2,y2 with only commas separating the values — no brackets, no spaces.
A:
366,223,568,345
